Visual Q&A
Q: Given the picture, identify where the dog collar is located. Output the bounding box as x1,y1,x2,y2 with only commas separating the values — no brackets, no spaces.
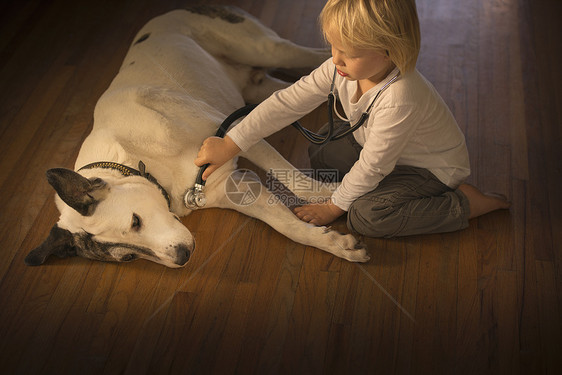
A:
78,161,171,209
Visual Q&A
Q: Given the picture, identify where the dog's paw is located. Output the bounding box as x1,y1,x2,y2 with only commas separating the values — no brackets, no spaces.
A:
322,227,370,263
338,237,370,262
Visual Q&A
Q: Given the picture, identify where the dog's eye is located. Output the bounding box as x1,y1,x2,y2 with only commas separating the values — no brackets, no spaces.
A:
121,254,137,262
131,214,142,231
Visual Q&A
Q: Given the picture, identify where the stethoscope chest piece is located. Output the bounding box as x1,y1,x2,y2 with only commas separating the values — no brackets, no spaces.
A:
184,183,207,209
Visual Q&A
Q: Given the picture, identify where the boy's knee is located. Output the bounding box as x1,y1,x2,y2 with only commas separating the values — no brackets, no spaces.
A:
347,200,402,238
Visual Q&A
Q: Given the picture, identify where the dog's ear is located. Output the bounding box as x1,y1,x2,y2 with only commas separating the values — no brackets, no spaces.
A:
24,225,77,266
46,168,108,216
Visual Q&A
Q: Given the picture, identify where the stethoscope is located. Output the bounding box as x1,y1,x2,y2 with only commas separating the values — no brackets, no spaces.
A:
184,67,401,209
296,67,400,145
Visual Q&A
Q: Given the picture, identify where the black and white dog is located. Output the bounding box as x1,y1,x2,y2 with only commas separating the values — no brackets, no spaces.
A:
26,6,369,268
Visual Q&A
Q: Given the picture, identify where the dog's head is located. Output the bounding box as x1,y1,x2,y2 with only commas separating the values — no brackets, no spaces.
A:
26,168,194,268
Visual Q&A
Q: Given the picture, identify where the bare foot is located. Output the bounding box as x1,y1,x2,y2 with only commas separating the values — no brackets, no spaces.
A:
457,184,511,219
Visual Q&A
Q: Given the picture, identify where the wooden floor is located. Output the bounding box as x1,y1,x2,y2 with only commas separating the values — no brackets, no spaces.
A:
0,0,560,374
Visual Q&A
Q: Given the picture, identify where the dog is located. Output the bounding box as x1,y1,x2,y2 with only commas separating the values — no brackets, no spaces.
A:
25,6,370,268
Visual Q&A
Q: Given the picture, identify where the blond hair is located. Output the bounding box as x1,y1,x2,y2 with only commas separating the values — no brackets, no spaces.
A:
320,0,421,73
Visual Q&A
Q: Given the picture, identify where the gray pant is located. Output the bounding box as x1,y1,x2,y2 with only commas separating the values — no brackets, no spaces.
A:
308,129,470,238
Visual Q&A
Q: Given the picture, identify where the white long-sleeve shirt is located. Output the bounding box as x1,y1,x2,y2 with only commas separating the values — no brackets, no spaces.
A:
228,59,470,211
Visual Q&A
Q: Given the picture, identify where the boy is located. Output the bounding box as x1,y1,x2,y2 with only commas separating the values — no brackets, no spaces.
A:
195,0,509,237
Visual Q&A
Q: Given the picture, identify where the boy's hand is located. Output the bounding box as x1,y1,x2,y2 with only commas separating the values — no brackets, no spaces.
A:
293,200,345,226
194,135,241,180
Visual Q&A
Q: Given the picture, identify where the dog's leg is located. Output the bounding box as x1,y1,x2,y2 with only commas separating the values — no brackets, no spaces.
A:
184,7,330,69
208,172,368,262
230,37,329,70
240,140,338,202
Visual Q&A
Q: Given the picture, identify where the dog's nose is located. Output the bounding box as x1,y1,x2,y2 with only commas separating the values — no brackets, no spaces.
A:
174,243,192,266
